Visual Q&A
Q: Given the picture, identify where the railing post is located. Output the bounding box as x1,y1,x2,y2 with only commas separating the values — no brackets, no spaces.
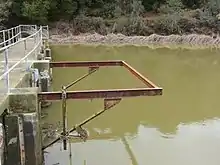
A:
47,25,49,39
19,25,22,39
34,31,37,58
3,30,6,47
14,27,17,42
8,29,10,45
40,26,43,47
24,40,27,50
4,48,9,93
24,39,28,71
11,28,14,43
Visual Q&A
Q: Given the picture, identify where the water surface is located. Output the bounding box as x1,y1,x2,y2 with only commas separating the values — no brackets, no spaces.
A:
44,45,220,165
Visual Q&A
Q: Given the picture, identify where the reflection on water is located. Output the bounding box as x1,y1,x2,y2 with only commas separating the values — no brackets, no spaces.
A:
44,45,220,165
45,120,220,165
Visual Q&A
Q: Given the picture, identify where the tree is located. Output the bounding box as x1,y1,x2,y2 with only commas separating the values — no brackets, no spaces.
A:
0,0,12,29
21,0,50,24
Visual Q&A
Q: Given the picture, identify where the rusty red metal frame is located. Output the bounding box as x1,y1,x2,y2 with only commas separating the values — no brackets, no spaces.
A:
38,60,162,101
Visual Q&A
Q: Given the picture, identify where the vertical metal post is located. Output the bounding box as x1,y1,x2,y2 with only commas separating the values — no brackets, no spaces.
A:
62,86,67,150
17,27,19,41
47,25,49,39
16,27,18,41
19,25,22,39
11,28,14,43
8,29,10,45
24,40,27,50
14,27,17,42
4,48,9,93
40,26,43,47
24,40,29,72
34,31,37,58
3,30,6,47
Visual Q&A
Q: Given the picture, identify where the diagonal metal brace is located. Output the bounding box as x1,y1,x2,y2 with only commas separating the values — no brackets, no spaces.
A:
42,98,122,150
65,67,99,89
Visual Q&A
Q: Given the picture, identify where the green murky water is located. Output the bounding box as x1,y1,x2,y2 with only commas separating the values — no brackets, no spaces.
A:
44,45,220,165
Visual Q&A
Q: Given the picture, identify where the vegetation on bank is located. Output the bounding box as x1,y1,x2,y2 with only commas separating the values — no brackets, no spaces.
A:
1,0,220,35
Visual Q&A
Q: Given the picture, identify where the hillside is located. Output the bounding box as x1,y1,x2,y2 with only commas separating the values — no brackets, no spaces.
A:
1,0,220,36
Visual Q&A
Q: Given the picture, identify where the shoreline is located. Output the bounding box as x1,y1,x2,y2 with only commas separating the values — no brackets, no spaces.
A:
49,33,220,50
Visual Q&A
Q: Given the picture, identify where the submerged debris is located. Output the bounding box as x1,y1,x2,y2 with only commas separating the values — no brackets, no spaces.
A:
41,122,62,144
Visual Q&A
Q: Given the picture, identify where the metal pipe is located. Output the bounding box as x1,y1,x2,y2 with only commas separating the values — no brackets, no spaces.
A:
61,86,67,150
4,48,9,93
7,29,10,45
3,31,5,47
65,68,98,89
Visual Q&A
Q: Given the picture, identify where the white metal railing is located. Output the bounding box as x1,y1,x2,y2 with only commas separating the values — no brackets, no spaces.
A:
0,25,49,95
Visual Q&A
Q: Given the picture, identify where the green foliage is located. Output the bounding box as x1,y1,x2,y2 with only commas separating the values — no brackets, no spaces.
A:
21,0,50,24
197,0,220,27
206,0,220,15
182,0,203,9
131,0,145,17
0,0,219,35
159,0,184,14
158,13,182,34
142,0,164,11
0,0,12,26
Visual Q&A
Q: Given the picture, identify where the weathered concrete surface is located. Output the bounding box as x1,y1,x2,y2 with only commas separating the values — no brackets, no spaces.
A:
22,113,43,165
4,115,22,165
4,113,43,165
9,87,38,113
6,87,43,165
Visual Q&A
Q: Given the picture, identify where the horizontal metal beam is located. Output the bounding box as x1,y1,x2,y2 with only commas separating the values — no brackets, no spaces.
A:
38,88,162,101
50,60,123,68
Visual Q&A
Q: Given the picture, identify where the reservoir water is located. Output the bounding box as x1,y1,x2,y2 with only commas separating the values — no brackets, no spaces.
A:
44,45,220,165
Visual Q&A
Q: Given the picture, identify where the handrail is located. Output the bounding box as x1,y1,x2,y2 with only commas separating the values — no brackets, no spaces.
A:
0,26,43,80
0,32,21,47
0,27,39,52
0,24,49,95
0,26,19,33
0,32,42,80
0,25,38,49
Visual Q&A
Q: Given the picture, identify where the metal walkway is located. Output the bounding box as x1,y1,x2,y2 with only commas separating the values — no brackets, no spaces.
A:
0,25,49,104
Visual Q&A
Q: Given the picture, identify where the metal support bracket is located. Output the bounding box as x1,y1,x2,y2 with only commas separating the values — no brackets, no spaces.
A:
104,98,121,110
41,60,163,150
89,66,99,74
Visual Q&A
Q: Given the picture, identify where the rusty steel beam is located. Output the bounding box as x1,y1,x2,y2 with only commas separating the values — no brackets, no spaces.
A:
39,60,162,101
122,61,157,88
50,60,123,68
50,60,158,88
38,88,162,101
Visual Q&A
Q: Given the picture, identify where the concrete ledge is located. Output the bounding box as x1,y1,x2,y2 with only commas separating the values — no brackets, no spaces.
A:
9,87,38,113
